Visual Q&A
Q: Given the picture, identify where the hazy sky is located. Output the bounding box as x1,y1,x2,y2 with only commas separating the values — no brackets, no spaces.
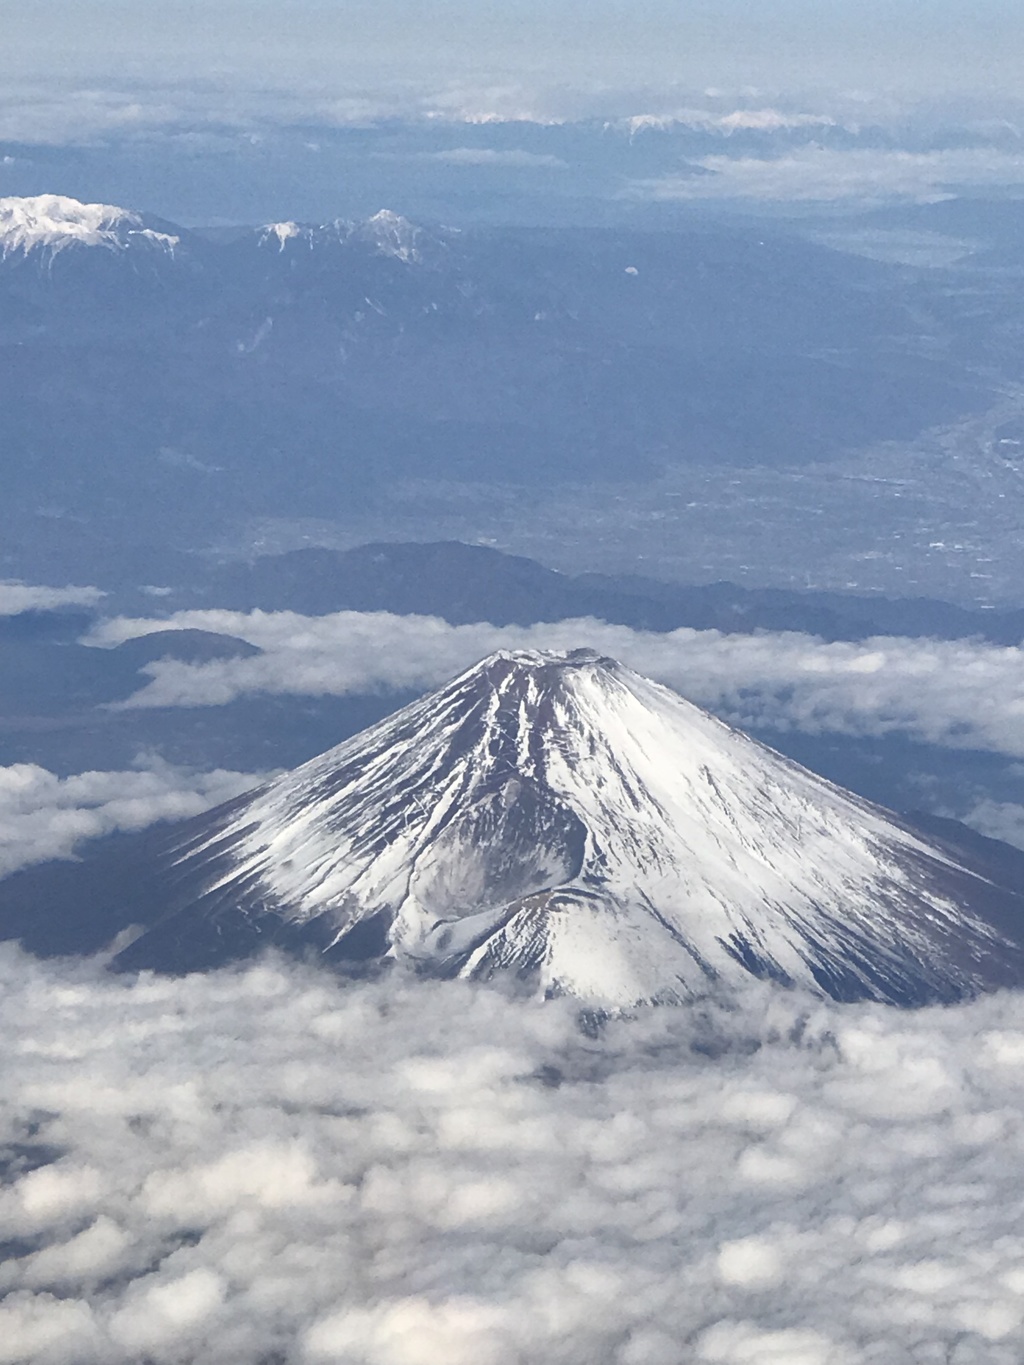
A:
4,0,1022,101
3,1,1022,221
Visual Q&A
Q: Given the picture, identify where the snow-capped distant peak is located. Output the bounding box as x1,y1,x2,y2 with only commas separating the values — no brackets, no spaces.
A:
0,194,136,256
354,210,422,262
261,221,303,251
0,194,178,258
256,210,427,262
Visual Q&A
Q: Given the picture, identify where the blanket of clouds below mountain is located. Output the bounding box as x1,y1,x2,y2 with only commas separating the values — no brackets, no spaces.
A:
4,950,1024,1365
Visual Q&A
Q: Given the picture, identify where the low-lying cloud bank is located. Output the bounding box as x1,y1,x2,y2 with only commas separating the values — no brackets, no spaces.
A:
3,950,1024,1364
89,608,1024,760
421,146,567,167
629,144,1024,203
961,798,1024,851
0,581,104,616
0,761,264,876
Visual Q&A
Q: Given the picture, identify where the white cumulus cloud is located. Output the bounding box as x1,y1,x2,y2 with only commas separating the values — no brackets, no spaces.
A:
0,581,104,616
630,145,1024,203
2,950,1024,1362
86,609,1024,760
960,798,1024,850
0,760,265,876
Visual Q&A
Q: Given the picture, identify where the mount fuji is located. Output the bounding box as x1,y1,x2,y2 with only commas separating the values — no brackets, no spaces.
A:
5,648,1024,1006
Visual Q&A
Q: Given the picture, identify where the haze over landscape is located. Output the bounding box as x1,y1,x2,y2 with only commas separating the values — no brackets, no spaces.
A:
5,3,1024,1363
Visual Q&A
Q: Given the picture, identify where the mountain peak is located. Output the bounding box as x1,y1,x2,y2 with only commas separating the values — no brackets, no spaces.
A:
0,194,179,257
464,645,619,681
256,210,425,261
261,220,303,250
85,649,1024,1007
353,209,422,261
485,645,611,666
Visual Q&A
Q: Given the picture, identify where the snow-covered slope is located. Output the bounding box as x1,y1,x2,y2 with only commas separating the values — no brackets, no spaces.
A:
0,194,179,258
121,649,1024,1005
354,209,423,261
259,210,427,261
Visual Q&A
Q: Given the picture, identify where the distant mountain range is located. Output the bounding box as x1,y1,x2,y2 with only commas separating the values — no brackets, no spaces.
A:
185,539,1024,644
0,192,990,582
4,648,1024,1007
0,194,426,262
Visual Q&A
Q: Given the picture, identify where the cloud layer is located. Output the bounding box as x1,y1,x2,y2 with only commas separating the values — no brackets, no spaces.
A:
623,107,839,135
0,761,264,876
3,950,1024,1363
961,798,1024,851
0,582,104,616
88,608,1024,760
420,147,567,168
630,145,1024,203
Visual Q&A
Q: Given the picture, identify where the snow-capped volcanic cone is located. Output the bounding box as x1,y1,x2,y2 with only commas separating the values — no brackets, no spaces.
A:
92,648,1024,1005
